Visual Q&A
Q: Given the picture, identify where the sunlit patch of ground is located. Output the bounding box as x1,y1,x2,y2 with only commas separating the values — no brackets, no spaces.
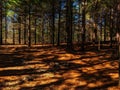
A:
0,45,119,90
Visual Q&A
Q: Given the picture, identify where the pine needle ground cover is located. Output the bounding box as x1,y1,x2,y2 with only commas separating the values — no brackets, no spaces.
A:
0,45,119,90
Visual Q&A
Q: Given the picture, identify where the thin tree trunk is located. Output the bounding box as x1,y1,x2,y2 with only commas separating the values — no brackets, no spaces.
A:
24,14,27,44
47,21,49,44
52,0,55,46
100,17,103,49
42,17,44,45
28,4,31,47
38,24,41,44
5,3,7,44
18,17,21,44
81,0,86,51
101,21,102,42
13,28,15,44
34,17,37,45
118,31,120,86
78,2,81,44
70,0,73,48
104,15,106,42
0,1,2,45
48,20,51,44
66,0,73,50
57,0,61,46
98,30,101,51
110,8,113,47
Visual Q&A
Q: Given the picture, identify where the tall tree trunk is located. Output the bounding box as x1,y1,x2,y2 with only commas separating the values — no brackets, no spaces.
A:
104,14,107,42
5,2,7,44
18,17,21,44
24,12,27,44
99,17,103,50
110,8,113,47
13,28,15,44
28,4,31,47
47,21,49,44
42,17,44,45
117,32,120,86
57,0,61,46
34,17,37,45
48,20,51,44
94,26,98,42
118,32,120,86
38,23,41,44
78,2,81,44
117,27,120,86
0,1,2,45
52,0,55,46
81,0,86,51
116,2,120,86
66,0,73,50
100,19,103,42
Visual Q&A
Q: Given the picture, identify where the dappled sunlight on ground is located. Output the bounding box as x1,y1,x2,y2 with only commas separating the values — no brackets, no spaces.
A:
0,45,119,90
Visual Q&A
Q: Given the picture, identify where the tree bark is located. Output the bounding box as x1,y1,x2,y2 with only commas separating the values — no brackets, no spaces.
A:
28,4,31,47
24,11,27,44
0,1,2,45
52,0,55,46
13,28,15,44
81,0,86,51
5,2,7,44
18,17,21,44
117,32,120,86
66,0,73,50
110,8,113,47
42,16,44,45
116,2,120,86
57,0,61,46
104,14,106,42
34,17,37,45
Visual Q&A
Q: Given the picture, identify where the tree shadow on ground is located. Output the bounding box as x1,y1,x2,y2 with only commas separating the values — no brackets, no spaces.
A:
0,45,119,90
22,51,118,89
20,78,65,90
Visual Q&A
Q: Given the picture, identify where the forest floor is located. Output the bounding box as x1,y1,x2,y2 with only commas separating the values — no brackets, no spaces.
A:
0,44,120,90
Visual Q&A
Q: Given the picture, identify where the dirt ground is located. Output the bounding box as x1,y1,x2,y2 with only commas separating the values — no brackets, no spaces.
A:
0,45,120,90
